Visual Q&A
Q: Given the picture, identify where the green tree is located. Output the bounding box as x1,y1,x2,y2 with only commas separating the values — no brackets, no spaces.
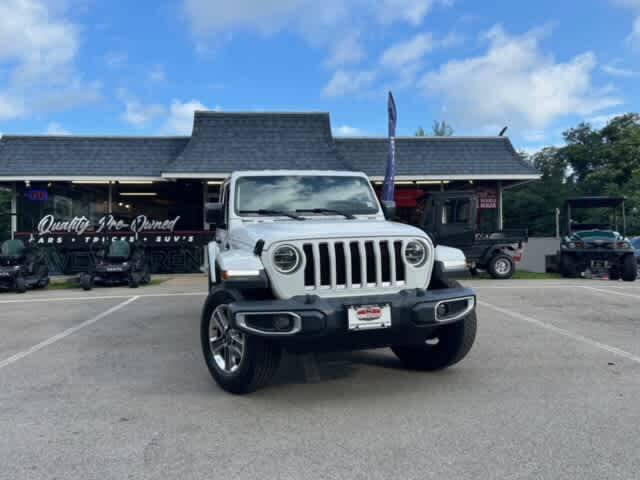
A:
415,126,426,137
432,120,454,136
504,113,640,236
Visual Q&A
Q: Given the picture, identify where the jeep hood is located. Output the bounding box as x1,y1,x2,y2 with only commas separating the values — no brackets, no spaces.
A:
230,219,428,249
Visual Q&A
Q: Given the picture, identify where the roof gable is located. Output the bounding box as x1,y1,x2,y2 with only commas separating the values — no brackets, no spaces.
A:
163,112,351,176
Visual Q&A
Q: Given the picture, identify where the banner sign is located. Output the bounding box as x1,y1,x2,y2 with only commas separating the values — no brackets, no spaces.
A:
36,214,180,236
477,189,497,209
19,214,214,247
26,189,48,202
382,91,397,202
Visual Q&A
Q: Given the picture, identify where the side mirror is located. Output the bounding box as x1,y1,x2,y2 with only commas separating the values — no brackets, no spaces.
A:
381,200,397,220
205,203,225,228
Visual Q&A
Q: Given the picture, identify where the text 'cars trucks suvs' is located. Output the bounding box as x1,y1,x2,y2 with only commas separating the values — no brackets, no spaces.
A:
201,171,477,393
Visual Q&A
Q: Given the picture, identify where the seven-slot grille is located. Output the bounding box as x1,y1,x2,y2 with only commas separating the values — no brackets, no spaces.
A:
302,239,408,290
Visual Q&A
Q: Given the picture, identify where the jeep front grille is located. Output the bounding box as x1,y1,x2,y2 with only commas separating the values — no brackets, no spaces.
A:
302,239,407,290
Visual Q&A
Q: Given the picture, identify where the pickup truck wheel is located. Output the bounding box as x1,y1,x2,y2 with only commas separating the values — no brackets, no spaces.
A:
621,254,637,282
15,275,27,293
201,288,282,394
560,255,579,278
392,311,477,371
80,273,93,291
488,254,514,279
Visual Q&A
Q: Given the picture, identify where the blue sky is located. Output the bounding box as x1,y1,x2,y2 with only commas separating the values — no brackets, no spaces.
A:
0,0,639,154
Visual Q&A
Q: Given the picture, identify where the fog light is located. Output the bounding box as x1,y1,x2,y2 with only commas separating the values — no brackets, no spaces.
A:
436,303,449,318
274,315,293,331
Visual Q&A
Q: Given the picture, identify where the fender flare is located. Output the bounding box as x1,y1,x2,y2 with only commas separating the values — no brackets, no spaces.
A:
480,244,516,265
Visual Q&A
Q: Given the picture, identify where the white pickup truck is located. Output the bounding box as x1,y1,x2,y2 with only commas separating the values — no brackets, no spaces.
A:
202,170,477,393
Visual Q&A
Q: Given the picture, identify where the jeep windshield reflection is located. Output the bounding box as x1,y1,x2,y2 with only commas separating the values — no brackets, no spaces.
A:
235,175,380,217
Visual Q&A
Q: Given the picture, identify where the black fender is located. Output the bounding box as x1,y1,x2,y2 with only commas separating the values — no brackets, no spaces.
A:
479,244,517,267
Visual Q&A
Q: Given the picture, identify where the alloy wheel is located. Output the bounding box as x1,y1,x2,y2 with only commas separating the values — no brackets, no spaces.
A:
209,304,245,373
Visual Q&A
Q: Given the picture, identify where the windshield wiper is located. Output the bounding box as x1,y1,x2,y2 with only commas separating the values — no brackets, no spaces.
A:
295,208,356,219
239,209,305,220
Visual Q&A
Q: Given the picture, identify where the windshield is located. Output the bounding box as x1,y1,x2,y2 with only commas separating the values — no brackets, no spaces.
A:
574,230,618,240
234,175,380,216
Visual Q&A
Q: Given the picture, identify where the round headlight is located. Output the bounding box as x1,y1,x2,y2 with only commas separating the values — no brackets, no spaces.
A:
272,245,300,273
404,240,427,267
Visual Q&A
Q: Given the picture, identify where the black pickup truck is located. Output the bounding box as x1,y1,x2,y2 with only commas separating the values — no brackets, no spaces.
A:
414,191,527,279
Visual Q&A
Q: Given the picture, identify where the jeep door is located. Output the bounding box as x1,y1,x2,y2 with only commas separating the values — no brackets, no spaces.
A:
433,194,477,249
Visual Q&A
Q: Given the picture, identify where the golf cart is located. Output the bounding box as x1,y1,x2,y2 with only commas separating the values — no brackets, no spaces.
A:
0,238,50,293
80,238,150,290
547,196,636,281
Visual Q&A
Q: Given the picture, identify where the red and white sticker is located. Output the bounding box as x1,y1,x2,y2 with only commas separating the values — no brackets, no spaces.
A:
356,305,383,321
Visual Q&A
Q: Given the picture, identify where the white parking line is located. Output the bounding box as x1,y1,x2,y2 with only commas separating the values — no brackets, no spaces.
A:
580,285,640,299
0,291,208,304
478,300,640,365
0,296,139,370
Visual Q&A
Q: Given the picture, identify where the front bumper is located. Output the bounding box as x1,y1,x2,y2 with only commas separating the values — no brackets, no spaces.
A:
227,287,476,353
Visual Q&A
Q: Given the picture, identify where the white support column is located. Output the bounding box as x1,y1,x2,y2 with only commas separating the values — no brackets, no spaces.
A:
497,181,503,230
10,182,17,239
202,181,208,230
108,182,113,214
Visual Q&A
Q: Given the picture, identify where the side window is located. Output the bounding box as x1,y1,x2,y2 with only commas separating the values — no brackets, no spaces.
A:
441,198,471,224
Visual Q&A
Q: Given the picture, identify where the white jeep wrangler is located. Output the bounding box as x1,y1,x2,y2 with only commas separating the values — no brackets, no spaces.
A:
202,170,477,393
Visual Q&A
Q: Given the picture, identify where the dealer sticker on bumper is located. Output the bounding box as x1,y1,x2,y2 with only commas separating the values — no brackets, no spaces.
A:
348,304,392,331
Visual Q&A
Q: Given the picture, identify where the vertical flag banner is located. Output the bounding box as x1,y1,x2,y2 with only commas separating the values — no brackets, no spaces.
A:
382,91,397,202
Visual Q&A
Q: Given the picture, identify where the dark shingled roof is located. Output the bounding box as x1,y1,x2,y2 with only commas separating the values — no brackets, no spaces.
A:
164,112,350,174
334,137,537,177
0,135,189,178
0,112,539,180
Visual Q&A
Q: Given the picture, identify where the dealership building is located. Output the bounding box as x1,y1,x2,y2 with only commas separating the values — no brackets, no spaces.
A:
0,111,539,274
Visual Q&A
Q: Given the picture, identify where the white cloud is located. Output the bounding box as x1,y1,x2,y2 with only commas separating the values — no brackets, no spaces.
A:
375,0,447,26
148,65,167,83
0,93,24,120
587,112,626,128
333,125,366,136
0,0,77,84
163,99,207,135
323,70,376,97
122,100,165,128
0,0,100,119
421,26,622,129
602,62,639,77
46,122,70,135
380,33,435,69
183,0,452,67
628,16,640,46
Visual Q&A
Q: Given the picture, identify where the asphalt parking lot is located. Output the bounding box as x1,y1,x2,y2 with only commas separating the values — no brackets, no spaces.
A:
1,276,639,480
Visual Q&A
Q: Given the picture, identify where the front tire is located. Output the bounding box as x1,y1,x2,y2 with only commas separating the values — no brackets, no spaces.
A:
392,279,477,371
80,273,93,291
201,288,282,394
15,275,27,293
621,254,637,282
560,254,579,278
488,253,514,279
392,311,477,371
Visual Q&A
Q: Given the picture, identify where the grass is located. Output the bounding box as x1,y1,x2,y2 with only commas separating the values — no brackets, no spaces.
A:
47,277,168,290
471,270,563,280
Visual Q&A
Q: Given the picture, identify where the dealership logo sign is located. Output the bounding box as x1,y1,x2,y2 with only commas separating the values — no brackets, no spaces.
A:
37,214,181,236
